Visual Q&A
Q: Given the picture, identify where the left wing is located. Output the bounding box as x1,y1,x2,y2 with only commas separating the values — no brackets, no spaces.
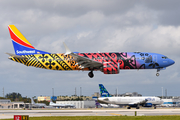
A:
128,99,148,105
63,42,103,69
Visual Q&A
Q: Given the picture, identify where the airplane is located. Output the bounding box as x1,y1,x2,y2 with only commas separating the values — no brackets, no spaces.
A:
6,25,175,78
98,84,164,109
49,100,75,108
31,97,46,108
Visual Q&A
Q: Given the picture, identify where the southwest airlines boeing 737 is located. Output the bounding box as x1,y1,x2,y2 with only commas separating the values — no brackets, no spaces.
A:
6,25,175,78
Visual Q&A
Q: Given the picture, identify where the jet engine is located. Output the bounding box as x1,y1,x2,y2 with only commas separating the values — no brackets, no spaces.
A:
143,103,152,107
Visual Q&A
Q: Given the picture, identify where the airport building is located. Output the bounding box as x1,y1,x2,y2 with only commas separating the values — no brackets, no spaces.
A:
0,99,30,109
56,100,96,108
162,99,180,107
38,96,51,102
57,95,92,101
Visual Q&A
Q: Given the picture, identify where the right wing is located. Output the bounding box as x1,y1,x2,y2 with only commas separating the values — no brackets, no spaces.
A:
63,43,103,69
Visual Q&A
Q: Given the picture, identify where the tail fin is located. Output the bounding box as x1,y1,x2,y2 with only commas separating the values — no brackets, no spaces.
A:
8,25,50,55
50,99,53,104
31,97,35,104
99,84,112,97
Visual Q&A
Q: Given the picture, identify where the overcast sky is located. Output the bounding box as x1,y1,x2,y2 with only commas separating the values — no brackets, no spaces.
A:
0,0,180,98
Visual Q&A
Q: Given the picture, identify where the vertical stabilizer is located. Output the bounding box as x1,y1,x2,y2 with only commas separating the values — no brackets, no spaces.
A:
8,25,50,55
99,84,112,97
49,99,54,105
31,97,35,104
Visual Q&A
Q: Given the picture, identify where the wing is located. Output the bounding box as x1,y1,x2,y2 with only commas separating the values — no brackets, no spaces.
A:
63,42,103,69
129,99,147,105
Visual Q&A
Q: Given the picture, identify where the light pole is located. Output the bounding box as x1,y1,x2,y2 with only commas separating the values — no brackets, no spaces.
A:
52,88,54,97
161,87,163,99
117,87,118,97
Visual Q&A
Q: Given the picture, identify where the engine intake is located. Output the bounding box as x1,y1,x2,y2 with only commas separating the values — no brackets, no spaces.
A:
143,103,152,107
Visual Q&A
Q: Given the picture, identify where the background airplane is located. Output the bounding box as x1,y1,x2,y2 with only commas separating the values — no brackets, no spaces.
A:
6,25,175,78
31,98,46,108
98,84,164,109
49,100,75,108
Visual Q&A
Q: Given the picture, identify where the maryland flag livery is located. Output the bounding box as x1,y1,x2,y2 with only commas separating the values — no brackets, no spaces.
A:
6,25,175,78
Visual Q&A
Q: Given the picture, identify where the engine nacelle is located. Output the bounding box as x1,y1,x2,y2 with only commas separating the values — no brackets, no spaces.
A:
102,63,119,74
143,103,152,107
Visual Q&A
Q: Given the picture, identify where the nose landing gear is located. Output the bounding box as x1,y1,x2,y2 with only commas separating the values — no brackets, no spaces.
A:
156,73,160,76
88,71,94,78
156,69,160,76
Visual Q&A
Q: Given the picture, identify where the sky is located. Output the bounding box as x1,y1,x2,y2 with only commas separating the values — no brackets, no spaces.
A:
0,0,180,98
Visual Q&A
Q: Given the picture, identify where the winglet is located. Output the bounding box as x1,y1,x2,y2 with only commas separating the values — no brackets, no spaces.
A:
63,42,72,55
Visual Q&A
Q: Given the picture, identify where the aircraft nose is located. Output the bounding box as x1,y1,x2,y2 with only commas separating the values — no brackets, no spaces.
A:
169,59,175,66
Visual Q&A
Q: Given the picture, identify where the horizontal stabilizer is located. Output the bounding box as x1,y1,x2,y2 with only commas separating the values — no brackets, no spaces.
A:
6,53,27,59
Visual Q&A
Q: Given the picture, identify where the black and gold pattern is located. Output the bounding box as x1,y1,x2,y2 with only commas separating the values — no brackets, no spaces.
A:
10,53,78,71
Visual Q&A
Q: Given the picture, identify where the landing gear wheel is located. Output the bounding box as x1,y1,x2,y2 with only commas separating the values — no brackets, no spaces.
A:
127,106,131,109
136,106,140,109
156,73,160,76
154,106,156,109
88,71,94,78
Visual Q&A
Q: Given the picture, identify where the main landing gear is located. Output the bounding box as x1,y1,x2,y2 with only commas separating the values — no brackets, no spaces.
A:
127,106,131,109
88,71,94,78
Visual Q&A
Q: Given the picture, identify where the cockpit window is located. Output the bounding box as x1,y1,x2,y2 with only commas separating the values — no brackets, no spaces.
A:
162,56,168,59
145,55,152,63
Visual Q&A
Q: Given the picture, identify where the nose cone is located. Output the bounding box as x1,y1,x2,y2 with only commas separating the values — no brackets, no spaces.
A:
169,59,175,66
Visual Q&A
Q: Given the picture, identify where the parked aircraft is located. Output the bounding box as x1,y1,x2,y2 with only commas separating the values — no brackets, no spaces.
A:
98,84,164,109
49,100,75,108
6,25,175,78
31,98,46,108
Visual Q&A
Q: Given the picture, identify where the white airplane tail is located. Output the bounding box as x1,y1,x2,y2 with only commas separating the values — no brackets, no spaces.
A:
49,99,55,105
31,97,35,104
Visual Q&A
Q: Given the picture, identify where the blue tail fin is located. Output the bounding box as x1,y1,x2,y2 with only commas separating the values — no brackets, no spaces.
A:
99,84,112,97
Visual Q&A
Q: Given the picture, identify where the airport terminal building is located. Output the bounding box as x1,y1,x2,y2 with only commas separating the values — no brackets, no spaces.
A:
56,100,96,108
